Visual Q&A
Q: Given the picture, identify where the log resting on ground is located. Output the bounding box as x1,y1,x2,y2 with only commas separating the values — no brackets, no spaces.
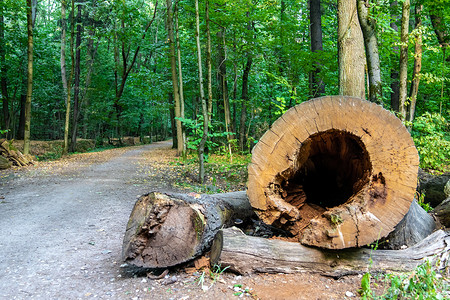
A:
211,227,450,277
122,191,255,268
247,96,419,249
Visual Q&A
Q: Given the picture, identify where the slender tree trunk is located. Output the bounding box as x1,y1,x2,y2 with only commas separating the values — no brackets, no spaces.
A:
70,1,83,153
168,93,177,149
407,4,423,124
239,57,252,152
206,0,212,118
357,0,382,105
62,0,75,156
166,0,184,156
195,0,207,183
175,4,186,155
337,0,365,99
0,5,10,134
24,0,35,155
217,29,232,141
309,0,325,97
390,1,400,111
398,0,410,119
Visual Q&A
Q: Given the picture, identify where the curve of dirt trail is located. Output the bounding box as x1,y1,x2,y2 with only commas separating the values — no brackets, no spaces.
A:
0,141,363,300
0,141,181,299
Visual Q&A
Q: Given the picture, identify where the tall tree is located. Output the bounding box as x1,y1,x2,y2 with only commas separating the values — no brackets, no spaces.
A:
309,0,325,97
174,2,186,155
398,0,410,119
23,0,36,155
337,0,365,98
217,28,233,141
166,0,184,156
357,0,382,105
407,3,423,124
195,0,207,183
61,0,75,155
69,0,84,153
113,0,158,137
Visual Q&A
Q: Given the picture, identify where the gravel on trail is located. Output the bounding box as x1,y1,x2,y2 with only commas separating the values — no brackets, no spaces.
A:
0,141,363,300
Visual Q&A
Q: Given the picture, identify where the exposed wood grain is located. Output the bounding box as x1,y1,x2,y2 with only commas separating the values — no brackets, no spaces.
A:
247,96,419,249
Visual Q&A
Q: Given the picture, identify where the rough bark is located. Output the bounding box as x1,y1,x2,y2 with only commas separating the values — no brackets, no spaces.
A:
247,96,419,249
357,0,382,105
407,4,423,124
23,0,35,155
211,227,449,276
166,0,184,157
122,191,255,268
338,0,365,99
382,199,435,250
398,0,410,119
309,0,325,97
418,170,450,207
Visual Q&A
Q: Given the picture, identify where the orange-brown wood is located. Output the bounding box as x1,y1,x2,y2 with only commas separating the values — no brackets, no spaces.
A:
247,96,419,249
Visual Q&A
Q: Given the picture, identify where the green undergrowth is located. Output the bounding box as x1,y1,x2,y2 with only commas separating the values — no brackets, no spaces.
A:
359,259,449,299
171,152,251,193
410,112,450,174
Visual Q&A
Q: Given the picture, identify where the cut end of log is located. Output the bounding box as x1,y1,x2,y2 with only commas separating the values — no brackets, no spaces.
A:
122,192,205,268
247,96,419,249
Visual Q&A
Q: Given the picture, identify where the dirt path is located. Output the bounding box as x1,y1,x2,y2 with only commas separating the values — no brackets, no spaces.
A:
0,141,362,300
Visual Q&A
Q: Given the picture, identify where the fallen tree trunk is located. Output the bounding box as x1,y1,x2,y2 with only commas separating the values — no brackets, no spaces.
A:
247,96,419,249
211,227,449,277
122,191,255,268
382,199,435,249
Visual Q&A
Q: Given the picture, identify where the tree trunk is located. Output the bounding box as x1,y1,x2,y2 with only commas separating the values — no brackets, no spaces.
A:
23,0,35,155
174,4,186,155
357,0,382,105
309,0,325,97
211,227,449,276
390,1,400,112
407,4,423,125
239,56,252,152
382,199,435,250
217,29,232,142
122,191,255,268
168,93,177,149
398,0,410,119
195,0,208,183
166,0,184,157
247,96,419,249
206,0,212,117
62,0,75,156
70,1,83,153
337,0,365,99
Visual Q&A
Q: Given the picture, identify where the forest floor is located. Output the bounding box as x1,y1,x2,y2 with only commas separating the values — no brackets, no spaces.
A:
0,141,370,300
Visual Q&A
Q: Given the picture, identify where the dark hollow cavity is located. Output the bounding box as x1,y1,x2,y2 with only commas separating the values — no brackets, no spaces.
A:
282,130,372,209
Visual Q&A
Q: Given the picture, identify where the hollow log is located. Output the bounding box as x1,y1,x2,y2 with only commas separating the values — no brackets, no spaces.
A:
211,227,450,277
247,96,419,249
122,191,255,268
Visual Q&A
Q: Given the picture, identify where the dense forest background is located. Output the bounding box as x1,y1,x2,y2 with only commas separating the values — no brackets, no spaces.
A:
0,0,448,173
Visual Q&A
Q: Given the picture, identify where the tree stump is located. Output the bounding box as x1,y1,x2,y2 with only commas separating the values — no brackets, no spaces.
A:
247,96,419,249
122,191,255,268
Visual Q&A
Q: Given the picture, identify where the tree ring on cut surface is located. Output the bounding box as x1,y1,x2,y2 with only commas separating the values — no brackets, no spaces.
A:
247,96,419,249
